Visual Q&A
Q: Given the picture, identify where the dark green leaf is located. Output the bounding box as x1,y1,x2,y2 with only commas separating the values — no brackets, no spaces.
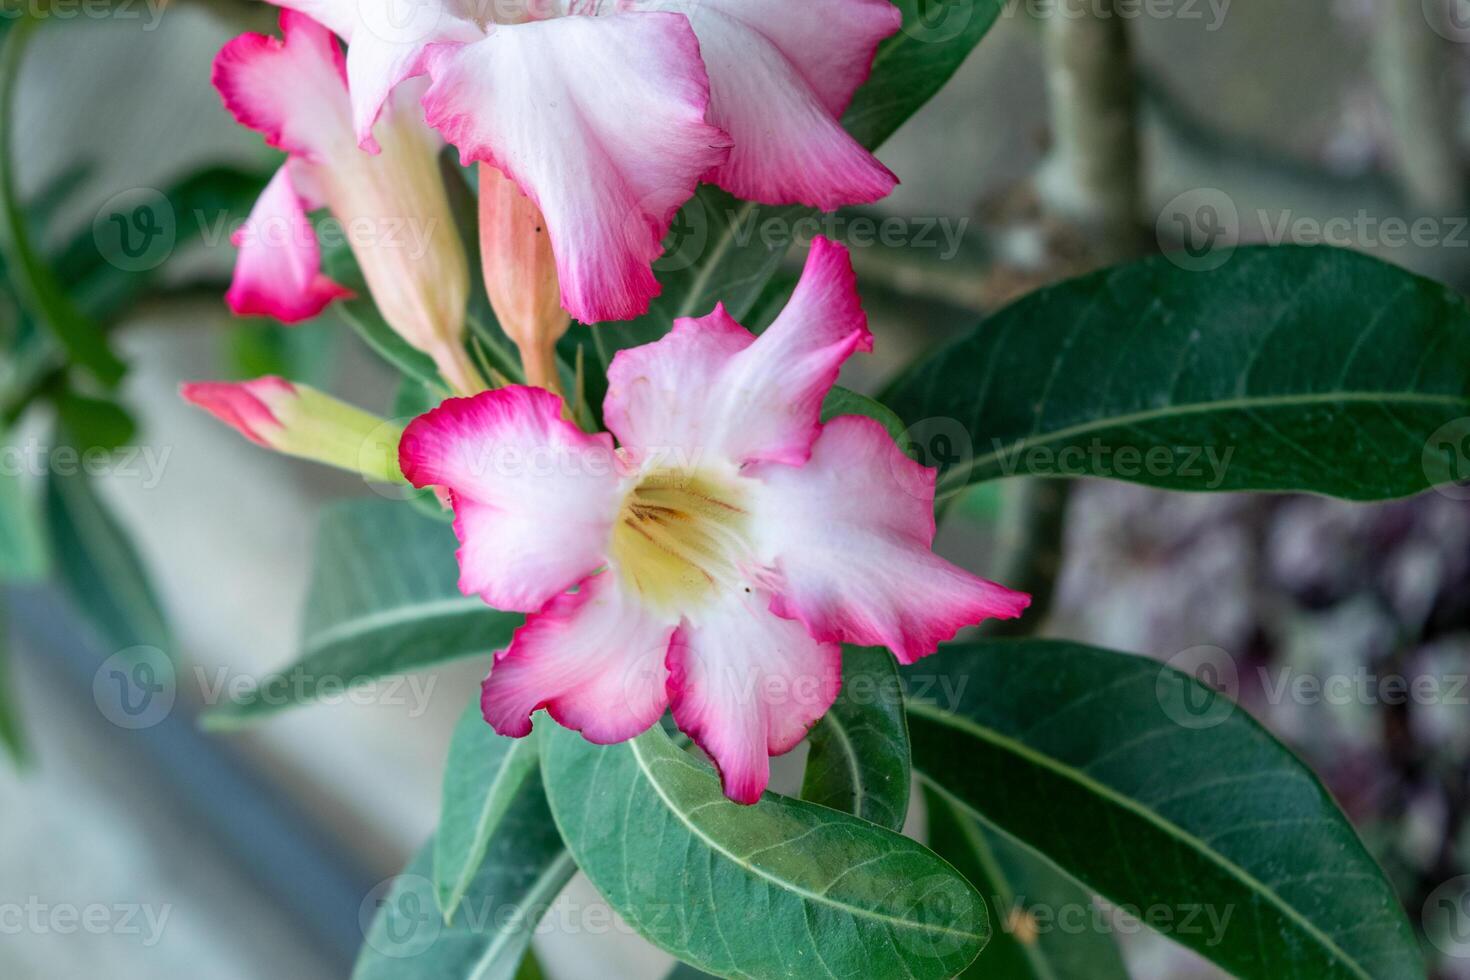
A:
203,500,518,728
435,698,540,921
821,386,911,451
802,647,910,831
0,18,124,386
924,788,1128,979
226,320,336,386
45,459,171,653
885,246,1470,501
354,776,574,980
907,640,1421,979
53,392,136,452
540,721,990,980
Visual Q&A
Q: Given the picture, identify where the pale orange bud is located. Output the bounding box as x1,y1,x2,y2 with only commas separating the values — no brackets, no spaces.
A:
478,162,570,396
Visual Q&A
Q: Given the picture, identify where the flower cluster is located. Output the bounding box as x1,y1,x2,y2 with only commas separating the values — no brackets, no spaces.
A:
185,1,1031,803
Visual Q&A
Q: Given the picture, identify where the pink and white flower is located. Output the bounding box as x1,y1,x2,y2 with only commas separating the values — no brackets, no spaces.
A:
214,11,482,394
399,238,1029,804
263,0,903,323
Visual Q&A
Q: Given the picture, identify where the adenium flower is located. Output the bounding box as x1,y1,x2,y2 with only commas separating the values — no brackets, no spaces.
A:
214,11,482,395
399,238,1029,803
262,0,903,323
181,377,405,484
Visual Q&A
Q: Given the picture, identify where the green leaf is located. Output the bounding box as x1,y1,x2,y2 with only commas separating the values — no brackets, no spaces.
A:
924,788,1128,979
907,640,1421,979
354,776,574,980
845,0,1008,150
435,698,540,922
53,391,136,452
0,600,27,766
540,721,990,980
885,246,1470,501
0,18,125,387
45,459,171,653
203,500,518,729
801,647,910,831
0,448,46,582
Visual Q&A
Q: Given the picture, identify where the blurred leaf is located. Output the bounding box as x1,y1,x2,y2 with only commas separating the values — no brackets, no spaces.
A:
0,442,46,582
511,951,546,980
434,697,540,922
0,600,27,766
53,391,135,452
354,778,574,980
540,721,990,979
802,647,910,831
886,246,1470,501
0,18,124,386
225,320,336,386
907,641,1422,979
924,787,1129,979
822,385,912,451
44,449,171,654
203,499,518,728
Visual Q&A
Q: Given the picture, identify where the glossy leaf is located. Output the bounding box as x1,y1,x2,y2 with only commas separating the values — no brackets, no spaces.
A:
45,457,171,653
907,640,1422,979
822,386,911,451
885,246,1470,500
354,776,574,980
540,722,990,980
203,500,518,728
435,697,540,921
802,647,911,831
924,788,1128,979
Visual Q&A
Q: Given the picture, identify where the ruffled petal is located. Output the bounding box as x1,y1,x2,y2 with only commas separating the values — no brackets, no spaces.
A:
482,572,676,743
628,0,899,207
669,590,842,804
212,9,354,160
751,416,1030,664
421,13,731,323
604,236,870,467
399,387,625,612
225,164,352,322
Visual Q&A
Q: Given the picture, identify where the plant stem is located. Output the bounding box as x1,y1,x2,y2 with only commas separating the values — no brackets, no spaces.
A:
1373,0,1464,213
986,478,1071,639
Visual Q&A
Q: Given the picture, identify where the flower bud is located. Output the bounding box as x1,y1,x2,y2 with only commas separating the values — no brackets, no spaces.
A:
181,377,404,483
478,162,570,395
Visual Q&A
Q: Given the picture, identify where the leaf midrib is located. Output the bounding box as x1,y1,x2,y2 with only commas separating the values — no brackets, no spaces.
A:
941,388,1468,492
906,702,1373,980
441,738,539,921
466,850,576,980
627,733,984,943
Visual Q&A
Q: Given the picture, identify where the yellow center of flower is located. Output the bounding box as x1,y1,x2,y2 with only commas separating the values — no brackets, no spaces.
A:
611,468,752,614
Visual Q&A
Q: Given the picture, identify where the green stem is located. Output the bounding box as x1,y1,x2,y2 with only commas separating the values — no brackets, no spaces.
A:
985,478,1071,638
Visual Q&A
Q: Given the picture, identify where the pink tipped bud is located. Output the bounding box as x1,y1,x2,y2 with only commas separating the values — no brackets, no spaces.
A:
181,377,404,483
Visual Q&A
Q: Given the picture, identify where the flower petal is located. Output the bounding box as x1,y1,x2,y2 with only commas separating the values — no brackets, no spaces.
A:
669,591,842,804
399,387,624,612
751,416,1031,664
604,236,871,467
225,164,352,322
421,13,731,323
630,0,899,207
213,9,354,160
482,572,676,743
